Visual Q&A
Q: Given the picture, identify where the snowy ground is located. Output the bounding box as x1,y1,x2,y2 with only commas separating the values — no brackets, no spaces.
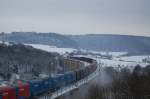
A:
116,56,150,63
75,53,150,70
80,49,128,57
0,41,12,46
26,44,77,55
26,44,150,69
100,58,149,68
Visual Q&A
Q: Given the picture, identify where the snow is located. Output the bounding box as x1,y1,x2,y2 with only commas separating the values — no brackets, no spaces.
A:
100,59,148,67
39,74,49,78
74,54,149,69
80,49,128,57
118,56,150,63
23,44,150,68
0,41,12,46
25,44,77,55
23,44,150,69
0,81,9,87
99,51,128,57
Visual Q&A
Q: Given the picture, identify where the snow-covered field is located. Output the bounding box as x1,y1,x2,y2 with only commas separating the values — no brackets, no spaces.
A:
26,44,150,68
76,54,150,69
0,41,12,46
100,58,148,67
26,44,77,55
80,49,128,57
117,56,150,63
98,51,128,57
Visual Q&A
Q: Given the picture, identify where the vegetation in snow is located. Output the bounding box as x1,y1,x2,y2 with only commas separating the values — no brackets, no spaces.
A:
0,43,64,81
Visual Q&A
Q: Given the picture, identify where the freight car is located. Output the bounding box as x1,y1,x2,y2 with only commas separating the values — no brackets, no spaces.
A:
70,56,94,63
63,58,85,72
15,81,31,99
0,86,16,99
0,56,97,99
0,81,30,99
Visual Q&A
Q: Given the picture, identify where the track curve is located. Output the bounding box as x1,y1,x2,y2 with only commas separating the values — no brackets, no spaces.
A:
38,56,99,99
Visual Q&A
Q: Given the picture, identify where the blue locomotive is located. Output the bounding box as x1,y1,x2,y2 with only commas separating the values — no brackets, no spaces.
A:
0,57,97,99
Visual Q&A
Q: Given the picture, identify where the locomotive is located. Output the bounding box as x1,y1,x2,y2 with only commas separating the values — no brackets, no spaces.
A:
0,56,97,99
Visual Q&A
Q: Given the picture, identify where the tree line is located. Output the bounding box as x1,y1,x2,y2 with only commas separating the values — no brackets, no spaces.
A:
86,65,150,99
0,43,64,80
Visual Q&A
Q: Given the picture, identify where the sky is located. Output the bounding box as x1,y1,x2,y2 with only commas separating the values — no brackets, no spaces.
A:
0,0,150,36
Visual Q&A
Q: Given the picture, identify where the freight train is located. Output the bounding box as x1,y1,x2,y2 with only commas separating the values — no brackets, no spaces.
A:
0,56,97,99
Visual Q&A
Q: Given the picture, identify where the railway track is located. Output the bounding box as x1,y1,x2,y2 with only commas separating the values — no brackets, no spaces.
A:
37,57,100,99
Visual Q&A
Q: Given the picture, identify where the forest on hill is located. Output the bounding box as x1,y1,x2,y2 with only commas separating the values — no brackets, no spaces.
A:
1,32,150,55
70,34,150,55
0,43,64,80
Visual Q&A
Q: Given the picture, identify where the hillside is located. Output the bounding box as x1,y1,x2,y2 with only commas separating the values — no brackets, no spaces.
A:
1,32,150,55
0,32,78,48
69,34,150,55
0,43,63,80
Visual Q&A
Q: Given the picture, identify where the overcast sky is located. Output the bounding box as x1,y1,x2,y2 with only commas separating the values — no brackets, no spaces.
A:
0,0,150,36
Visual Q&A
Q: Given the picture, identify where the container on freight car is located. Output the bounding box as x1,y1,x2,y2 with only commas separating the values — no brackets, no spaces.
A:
87,66,91,76
41,77,52,92
81,69,86,78
70,57,92,63
47,77,53,91
77,69,84,79
26,79,43,96
51,74,66,91
83,67,89,77
0,93,2,99
64,71,76,84
91,64,97,73
88,65,93,74
63,58,83,71
76,69,83,81
16,81,30,99
0,86,16,99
